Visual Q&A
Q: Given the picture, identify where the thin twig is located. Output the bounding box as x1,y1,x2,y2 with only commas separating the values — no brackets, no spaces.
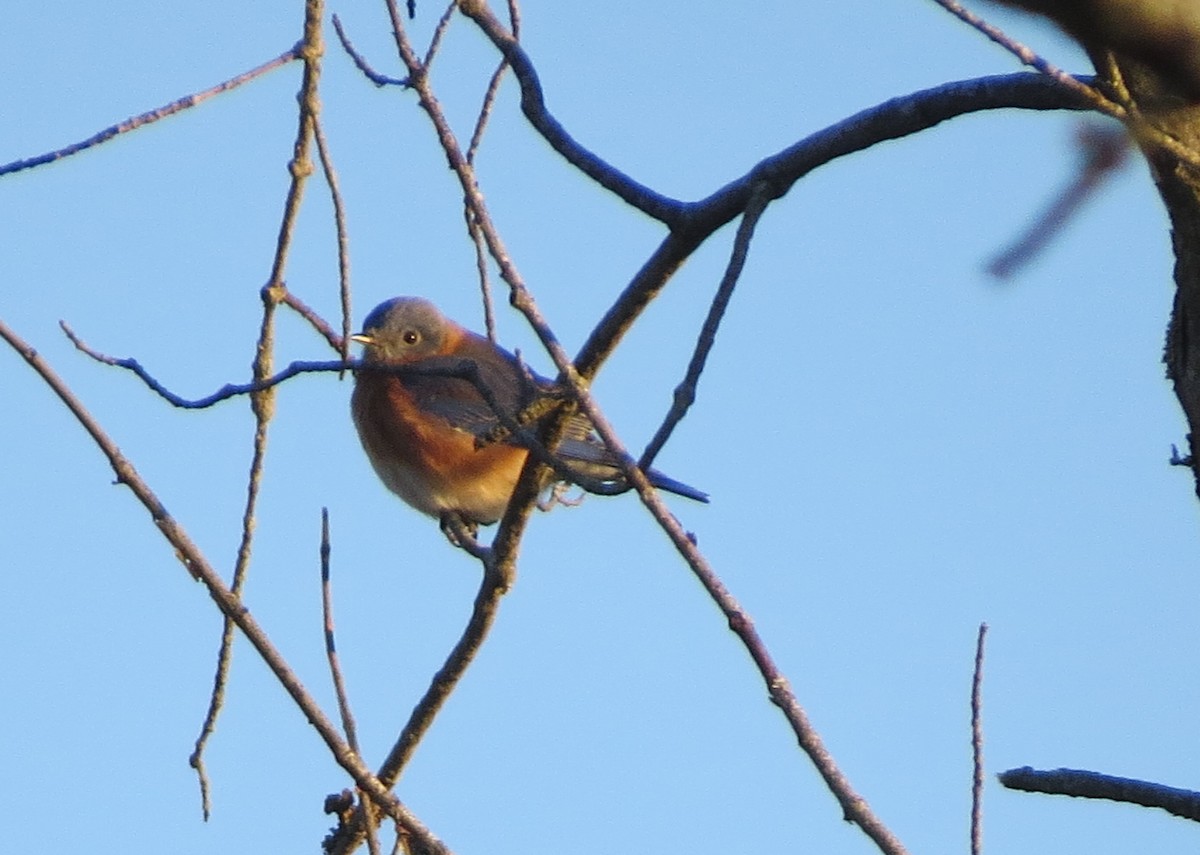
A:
462,3,520,341
280,288,345,352
376,533,505,790
312,115,354,366
927,0,1200,172
466,59,510,164
324,519,508,854
323,9,554,850
464,213,497,342
543,355,912,855
63,321,350,406
999,767,1200,822
320,510,381,855
66,322,624,501
929,0,1109,106
192,0,328,811
387,12,906,846
332,14,409,87
506,0,522,40
0,46,301,178
640,183,770,470
322,509,362,754
988,123,1129,277
187,632,226,818
463,65,503,341
421,2,458,73
463,54,512,343
971,623,988,855
0,318,451,854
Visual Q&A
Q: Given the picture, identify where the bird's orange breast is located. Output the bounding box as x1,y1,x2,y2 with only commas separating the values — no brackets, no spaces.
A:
352,372,529,523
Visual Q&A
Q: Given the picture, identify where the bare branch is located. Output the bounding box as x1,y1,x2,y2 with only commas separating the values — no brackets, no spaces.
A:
320,510,382,855
281,288,346,352
541,359,912,855
421,2,458,73
928,0,1200,171
460,3,686,225
462,2,522,342
193,0,332,821
0,317,452,854
324,518,509,855
930,0,1112,107
640,183,771,470
332,14,410,87
576,73,1094,379
999,767,1200,822
971,623,989,855
0,46,301,178
988,123,1130,277
321,509,362,755
377,532,507,789
312,116,355,365
63,319,350,406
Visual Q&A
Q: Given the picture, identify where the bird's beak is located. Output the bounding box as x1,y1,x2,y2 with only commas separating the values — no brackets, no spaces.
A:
350,333,374,346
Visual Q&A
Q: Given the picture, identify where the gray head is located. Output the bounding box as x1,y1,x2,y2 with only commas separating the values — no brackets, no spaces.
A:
352,296,454,362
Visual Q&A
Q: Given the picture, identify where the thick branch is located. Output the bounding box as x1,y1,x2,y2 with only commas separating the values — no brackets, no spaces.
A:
1000,767,1200,822
459,2,686,225
575,74,1093,378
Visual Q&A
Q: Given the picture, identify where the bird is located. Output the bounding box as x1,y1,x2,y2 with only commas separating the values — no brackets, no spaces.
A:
350,296,708,526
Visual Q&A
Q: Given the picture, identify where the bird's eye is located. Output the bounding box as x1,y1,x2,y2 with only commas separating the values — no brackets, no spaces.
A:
402,329,420,345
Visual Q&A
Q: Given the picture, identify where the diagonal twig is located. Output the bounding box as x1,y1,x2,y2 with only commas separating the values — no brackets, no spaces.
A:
0,317,451,854
0,46,301,178
421,2,458,73
927,0,1200,172
281,288,346,352
988,123,1129,277
541,350,913,855
640,183,771,470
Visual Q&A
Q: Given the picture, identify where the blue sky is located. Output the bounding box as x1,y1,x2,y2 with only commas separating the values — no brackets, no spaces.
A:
3,2,1199,853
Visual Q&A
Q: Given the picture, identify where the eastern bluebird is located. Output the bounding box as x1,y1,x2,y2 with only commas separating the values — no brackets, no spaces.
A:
351,296,707,526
